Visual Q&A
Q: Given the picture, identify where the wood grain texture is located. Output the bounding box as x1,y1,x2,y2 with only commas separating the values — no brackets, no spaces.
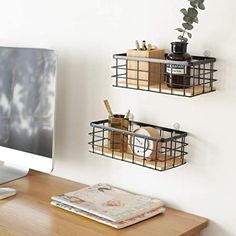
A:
0,171,208,236
127,49,165,86
91,146,186,171
108,115,129,152
117,80,214,97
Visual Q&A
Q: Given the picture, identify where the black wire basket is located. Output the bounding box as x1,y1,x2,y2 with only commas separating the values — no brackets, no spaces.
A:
89,119,188,171
112,53,217,97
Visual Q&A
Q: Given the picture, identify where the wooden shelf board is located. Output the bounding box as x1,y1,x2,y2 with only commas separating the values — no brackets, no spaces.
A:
116,81,214,96
91,146,186,171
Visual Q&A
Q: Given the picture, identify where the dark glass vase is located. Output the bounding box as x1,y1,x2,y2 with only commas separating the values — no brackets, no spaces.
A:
166,42,191,89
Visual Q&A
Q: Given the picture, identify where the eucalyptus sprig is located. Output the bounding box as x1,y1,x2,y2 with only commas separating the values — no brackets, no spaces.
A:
175,0,205,42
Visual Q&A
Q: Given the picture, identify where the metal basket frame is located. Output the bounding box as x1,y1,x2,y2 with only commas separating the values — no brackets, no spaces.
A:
112,53,217,97
89,119,188,171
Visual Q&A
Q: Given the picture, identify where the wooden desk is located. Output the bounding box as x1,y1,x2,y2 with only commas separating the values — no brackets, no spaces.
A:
0,171,208,236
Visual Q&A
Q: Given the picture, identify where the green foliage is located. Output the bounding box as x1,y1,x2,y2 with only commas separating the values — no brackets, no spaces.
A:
198,3,205,10
182,23,193,30
187,32,192,38
180,8,188,15
175,28,184,32
183,16,194,24
178,35,188,42
175,0,205,42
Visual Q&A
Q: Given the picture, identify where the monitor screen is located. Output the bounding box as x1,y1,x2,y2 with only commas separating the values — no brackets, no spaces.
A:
0,47,57,181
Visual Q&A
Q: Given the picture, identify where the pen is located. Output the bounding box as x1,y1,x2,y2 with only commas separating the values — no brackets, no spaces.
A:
136,40,140,51
104,99,113,117
124,109,130,119
142,40,147,51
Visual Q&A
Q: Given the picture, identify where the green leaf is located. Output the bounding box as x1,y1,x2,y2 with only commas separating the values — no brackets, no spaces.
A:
175,28,184,32
188,7,198,17
187,32,192,38
182,23,194,30
193,17,199,23
180,8,188,16
178,35,188,42
190,2,197,8
198,3,205,10
188,0,197,2
197,0,204,4
183,16,194,24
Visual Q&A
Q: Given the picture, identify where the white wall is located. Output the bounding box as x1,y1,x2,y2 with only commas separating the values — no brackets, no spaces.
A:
1,0,235,235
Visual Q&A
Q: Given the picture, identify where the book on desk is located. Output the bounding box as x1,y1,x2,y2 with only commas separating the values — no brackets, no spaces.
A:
51,183,165,229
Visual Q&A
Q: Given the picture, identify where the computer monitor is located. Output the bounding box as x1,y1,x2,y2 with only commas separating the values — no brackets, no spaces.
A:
0,47,57,184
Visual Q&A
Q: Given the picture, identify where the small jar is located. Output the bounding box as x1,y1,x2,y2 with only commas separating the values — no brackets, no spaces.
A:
166,42,191,89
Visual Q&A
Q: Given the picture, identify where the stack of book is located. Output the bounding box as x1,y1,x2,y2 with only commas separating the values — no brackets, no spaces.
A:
51,183,165,229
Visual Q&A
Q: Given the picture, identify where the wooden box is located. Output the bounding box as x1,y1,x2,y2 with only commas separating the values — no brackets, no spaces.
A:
127,49,165,87
108,115,129,152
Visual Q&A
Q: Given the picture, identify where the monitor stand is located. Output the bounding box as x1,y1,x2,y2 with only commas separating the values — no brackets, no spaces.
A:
0,162,29,184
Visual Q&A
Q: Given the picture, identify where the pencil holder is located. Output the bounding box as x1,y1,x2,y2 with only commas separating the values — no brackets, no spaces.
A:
108,114,129,152
127,49,165,87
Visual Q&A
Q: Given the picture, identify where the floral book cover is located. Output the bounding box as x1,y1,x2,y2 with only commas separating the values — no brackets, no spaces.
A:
51,183,164,222
51,200,165,229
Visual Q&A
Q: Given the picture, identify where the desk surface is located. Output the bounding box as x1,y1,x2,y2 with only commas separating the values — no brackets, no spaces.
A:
0,171,208,236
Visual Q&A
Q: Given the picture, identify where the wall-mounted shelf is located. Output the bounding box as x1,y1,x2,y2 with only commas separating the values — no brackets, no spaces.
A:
112,53,217,97
89,119,188,171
